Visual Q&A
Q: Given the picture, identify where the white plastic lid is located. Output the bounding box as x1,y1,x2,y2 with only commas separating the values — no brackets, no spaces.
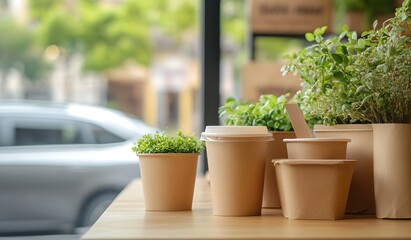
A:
201,126,272,137
283,138,351,143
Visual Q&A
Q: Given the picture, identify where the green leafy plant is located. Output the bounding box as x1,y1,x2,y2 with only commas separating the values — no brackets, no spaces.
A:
282,0,411,124
218,94,293,131
132,131,204,154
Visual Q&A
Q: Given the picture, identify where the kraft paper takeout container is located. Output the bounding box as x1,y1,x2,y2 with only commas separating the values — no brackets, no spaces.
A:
274,159,356,220
284,138,351,159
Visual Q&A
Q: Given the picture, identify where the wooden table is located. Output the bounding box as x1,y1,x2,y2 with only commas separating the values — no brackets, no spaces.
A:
82,179,411,240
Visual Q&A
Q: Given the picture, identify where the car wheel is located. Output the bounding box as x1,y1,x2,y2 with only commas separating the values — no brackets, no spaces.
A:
79,191,119,227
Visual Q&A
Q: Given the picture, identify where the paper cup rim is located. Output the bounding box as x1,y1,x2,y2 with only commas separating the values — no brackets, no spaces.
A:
201,126,272,138
273,159,356,166
283,138,351,143
200,135,274,142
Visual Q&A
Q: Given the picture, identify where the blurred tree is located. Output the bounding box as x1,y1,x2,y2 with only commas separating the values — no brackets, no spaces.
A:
221,0,246,46
80,5,151,70
0,20,49,96
29,0,198,72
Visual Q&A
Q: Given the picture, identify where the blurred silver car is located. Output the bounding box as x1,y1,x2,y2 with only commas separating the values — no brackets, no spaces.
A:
0,100,157,235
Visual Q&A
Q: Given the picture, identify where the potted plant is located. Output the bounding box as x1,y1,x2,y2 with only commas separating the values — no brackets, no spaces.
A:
132,131,204,211
281,24,376,214
218,94,296,209
282,0,411,218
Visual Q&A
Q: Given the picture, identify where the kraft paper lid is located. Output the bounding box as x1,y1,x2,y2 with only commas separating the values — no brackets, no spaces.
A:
283,138,351,143
201,126,272,138
273,159,356,166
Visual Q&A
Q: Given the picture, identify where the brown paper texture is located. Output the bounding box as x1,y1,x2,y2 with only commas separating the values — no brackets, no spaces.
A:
285,104,313,138
314,124,375,214
206,138,271,216
373,124,411,219
139,154,198,211
274,159,355,220
285,139,349,159
242,62,301,102
263,131,296,208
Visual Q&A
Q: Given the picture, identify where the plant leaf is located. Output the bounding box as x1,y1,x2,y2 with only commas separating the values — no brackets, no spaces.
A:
305,33,315,42
331,54,343,63
358,39,365,48
333,71,344,80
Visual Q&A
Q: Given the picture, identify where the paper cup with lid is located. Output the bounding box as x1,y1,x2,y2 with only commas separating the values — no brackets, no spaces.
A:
283,138,351,159
201,126,273,216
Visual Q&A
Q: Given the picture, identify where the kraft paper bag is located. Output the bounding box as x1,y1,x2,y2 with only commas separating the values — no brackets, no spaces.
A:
373,124,411,219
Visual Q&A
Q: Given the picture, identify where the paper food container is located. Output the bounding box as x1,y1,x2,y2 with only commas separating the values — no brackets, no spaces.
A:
274,159,356,220
284,138,351,159
201,126,273,216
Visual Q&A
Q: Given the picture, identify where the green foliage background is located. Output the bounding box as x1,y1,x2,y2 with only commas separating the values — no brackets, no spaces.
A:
29,0,198,71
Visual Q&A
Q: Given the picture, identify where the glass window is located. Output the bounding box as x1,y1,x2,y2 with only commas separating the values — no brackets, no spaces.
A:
14,127,83,145
90,124,125,144
11,119,85,146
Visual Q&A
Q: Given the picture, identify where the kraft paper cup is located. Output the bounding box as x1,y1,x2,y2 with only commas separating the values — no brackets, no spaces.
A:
284,138,351,159
139,153,198,211
201,126,273,216
274,159,356,220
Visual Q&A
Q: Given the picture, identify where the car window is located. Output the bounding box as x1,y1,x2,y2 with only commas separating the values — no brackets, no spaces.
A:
14,126,83,146
0,116,129,146
4,117,86,146
90,124,126,144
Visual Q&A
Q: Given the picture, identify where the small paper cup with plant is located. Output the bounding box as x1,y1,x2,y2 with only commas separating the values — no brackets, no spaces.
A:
132,131,204,211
